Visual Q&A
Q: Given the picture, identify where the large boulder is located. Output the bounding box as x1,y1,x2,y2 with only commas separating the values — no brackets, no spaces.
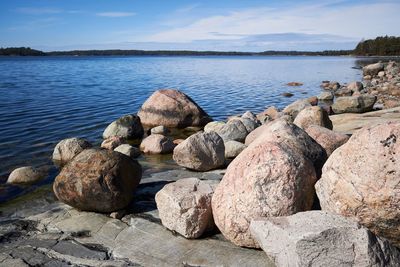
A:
7,166,47,184
103,114,144,140
216,119,249,142
53,149,142,213
293,106,333,130
212,140,317,248
363,62,384,76
139,134,175,154
315,122,400,246
224,140,247,159
332,95,377,114
52,137,92,165
305,125,349,156
138,89,212,128
155,178,217,239
250,211,400,267
173,132,225,171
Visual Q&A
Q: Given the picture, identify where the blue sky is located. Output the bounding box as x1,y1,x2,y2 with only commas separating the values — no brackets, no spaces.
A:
1,0,399,51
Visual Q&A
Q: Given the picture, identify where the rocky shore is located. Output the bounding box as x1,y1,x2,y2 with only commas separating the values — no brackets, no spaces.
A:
2,61,400,267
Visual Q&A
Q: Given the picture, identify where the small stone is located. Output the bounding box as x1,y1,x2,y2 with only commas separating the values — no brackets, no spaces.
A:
114,144,141,158
286,82,303,86
150,125,169,135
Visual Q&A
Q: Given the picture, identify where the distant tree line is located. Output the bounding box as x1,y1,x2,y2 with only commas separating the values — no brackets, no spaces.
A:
0,47,45,56
354,36,400,56
1,36,399,56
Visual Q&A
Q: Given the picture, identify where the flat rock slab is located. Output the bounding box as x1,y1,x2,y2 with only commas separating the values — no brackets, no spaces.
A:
330,106,400,134
0,168,272,267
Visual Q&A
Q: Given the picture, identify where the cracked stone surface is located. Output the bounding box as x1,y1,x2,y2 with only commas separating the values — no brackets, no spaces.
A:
0,168,273,267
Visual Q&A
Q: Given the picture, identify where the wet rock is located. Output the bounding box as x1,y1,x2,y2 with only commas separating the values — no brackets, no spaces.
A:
101,136,125,150
305,125,349,156
282,92,294,97
7,166,47,184
318,91,334,100
140,134,175,154
363,62,384,76
155,178,217,238
52,137,92,165
138,89,212,128
53,148,142,212
212,139,317,248
315,122,400,246
293,106,333,130
173,132,225,171
332,95,377,114
150,125,169,135
224,140,247,159
103,114,144,140
217,119,249,142
250,211,400,267
286,82,303,86
114,144,141,158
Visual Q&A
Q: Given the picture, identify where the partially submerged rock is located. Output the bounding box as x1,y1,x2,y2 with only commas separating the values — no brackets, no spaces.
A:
293,106,333,130
250,211,400,267
305,125,349,156
173,132,225,171
286,82,303,86
103,114,144,140
155,178,217,238
114,144,141,158
7,166,47,184
52,137,92,165
332,95,377,114
139,134,175,154
138,89,212,128
53,148,142,213
315,122,400,246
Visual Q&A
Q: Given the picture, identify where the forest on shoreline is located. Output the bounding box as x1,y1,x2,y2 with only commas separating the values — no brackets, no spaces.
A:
1,36,399,57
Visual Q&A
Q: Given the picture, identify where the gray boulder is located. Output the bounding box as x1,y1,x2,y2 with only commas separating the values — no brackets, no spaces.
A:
217,119,249,142
318,91,334,101
150,125,170,135
204,121,226,133
103,114,144,140
250,211,400,267
7,166,47,184
332,95,377,114
173,132,225,171
363,62,384,76
52,137,92,165
224,140,247,159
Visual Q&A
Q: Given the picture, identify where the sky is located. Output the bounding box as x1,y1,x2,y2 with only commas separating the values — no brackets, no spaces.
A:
1,0,399,52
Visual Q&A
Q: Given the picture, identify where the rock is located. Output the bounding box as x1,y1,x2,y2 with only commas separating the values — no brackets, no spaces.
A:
139,134,175,154
332,95,377,114
250,211,400,267
305,125,349,156
322,81,340,90
241,111,259,123
334,87,353,97
378,71,385,77
114,144,141,158
52,137,92,165
155,178,217,238
315,122,400,246
256,106,280,123
293,106,333,130
173,139,185,145
101,136,125,150
244,123,269,145
318,91,334,100
7,166,47,184
203,121,226,133
212,139,317,248
347,81,363,92
224,140,247,158
53,148,142,213
103,114,144,140
282,92,293,97
173,132,225,171
307,96,319,106
364,75,372,80
216,119,248,142
238,118,260,133
286,82,303,86
384,99,400,109
363,62,384,76
138,89,212,128
150,125,170,135
282,99,312,119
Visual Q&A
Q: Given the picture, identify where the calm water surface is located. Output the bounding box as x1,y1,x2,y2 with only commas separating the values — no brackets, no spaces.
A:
0,56,371,202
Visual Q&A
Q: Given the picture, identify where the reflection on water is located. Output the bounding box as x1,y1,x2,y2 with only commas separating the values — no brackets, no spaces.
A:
0,55,391,203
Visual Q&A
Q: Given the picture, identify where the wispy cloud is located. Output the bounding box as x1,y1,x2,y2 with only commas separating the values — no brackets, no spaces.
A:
96,12,136,18
16,7,63,15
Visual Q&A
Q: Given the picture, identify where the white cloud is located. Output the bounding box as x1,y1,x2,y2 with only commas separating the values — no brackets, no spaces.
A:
144,1,400,43
96,12,136,18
